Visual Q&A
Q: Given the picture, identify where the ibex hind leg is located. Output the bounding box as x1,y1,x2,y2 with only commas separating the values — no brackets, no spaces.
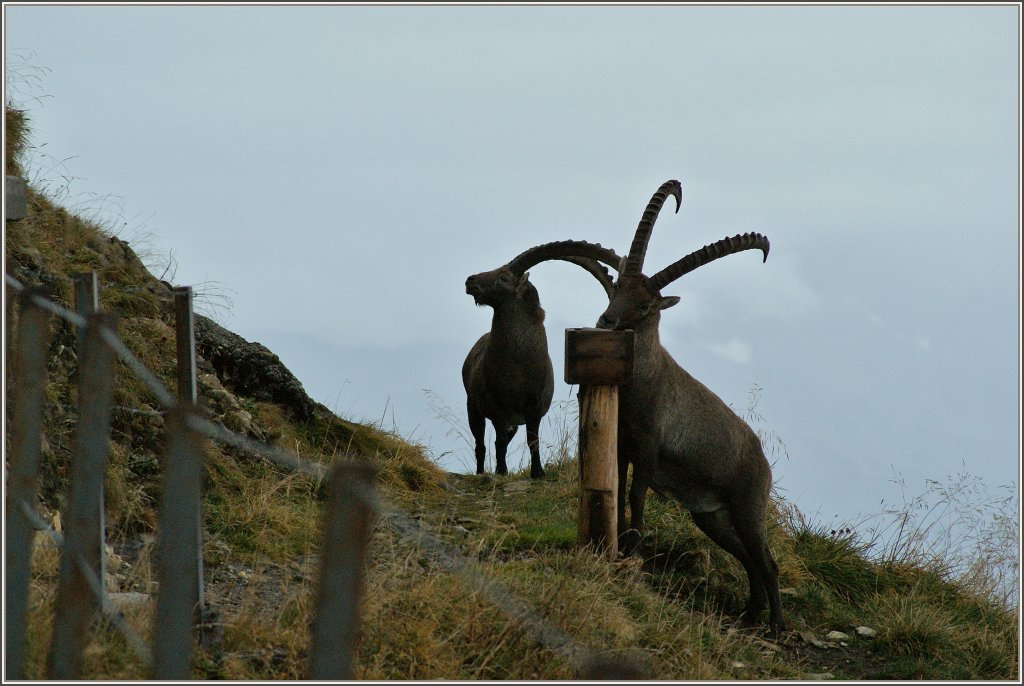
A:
689,510,769,627
525,418,545,479
732,509,787,636
619,464,652,556
494,424,517,476
469,404,487,475
616,457,631,548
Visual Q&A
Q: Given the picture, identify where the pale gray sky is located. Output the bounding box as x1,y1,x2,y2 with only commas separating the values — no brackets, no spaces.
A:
4,4,1020,532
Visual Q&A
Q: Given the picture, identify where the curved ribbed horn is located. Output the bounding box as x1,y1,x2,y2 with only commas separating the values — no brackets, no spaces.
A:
556,256,615,299
622,180,683,277
648,232,770,291
506,240,623,275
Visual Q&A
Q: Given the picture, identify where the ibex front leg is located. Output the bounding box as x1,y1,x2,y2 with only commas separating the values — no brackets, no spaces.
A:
526,417,545,479
494,424,516,476
468,404,487,475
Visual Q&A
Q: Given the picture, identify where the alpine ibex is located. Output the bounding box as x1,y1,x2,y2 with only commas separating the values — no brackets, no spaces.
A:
517,181,786,633
463,247,614,478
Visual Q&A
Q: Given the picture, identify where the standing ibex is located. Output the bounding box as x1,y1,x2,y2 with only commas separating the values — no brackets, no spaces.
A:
463,247,614,478
515,181,786,634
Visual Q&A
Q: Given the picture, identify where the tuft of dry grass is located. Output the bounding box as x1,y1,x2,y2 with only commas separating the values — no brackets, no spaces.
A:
5,104,29,175
871,592,955,657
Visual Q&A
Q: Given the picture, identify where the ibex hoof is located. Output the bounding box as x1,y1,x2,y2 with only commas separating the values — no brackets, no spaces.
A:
530,467,545,479
618,529,643,556
767,619,788,638
739,605,765,627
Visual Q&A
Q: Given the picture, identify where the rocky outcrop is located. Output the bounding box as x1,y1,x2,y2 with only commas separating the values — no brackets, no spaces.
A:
194,315,316,421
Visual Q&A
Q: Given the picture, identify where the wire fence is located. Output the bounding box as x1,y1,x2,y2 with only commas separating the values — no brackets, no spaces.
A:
4,270,629,680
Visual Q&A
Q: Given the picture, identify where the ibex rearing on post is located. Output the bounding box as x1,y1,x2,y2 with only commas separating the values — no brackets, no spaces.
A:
463,247,613,478
521,181,786,634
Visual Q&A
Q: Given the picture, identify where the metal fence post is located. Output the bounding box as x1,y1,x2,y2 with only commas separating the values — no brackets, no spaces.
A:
173,286,198,406
6,174,27,222
73,272,100,358
565,328,634,561
5,290,53,680
308,462,378,680
47,312,119,679
73,272,106,605
171,285,212,652
152,406,205,680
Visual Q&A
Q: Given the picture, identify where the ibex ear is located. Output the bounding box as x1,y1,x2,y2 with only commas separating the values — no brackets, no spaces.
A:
658,296,681,311
516,272,531,296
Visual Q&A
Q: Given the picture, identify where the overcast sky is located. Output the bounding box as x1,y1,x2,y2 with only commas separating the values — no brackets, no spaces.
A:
4,4,1020,533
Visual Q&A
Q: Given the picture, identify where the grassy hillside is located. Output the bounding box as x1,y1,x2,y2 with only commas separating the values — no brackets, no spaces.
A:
4,104,1019,680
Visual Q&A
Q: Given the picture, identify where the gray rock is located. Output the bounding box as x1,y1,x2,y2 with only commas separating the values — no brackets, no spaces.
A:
194,315,316,420
104,592,151,616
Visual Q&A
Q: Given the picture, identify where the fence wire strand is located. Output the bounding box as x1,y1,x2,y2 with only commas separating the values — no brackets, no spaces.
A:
19,501,154,668
5,272,601,675
45,402,167,417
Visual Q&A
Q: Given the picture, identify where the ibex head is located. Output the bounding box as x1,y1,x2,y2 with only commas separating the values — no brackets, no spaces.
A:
597,232,770,330
596,179,769,330
595,274,679,331
465,267,535,309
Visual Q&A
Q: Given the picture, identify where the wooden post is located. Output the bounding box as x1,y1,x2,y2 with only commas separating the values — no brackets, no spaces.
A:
565,328,634,560
48,312,119,679
5,290,52,680
308,462,377,680
152,406,205,680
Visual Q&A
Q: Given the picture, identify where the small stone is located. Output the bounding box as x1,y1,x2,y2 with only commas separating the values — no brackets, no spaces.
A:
731,661,746,669
206,387,235,406
799,631,829,648
808,673,834,680
199,373,224,390
826,630,851,641
103,592,151,616
855,626,877,637
226,409,253,432
780,587,799,596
